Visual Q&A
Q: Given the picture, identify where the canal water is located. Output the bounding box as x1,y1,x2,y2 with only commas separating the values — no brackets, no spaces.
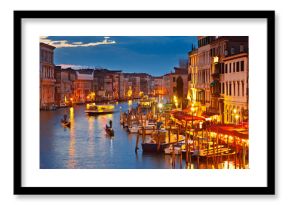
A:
40,101,246,169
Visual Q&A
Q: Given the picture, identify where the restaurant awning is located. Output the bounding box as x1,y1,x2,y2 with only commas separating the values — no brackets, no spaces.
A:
207,124,248,139
171,110,205,122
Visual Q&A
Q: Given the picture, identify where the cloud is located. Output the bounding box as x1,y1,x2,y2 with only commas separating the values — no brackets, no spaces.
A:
57,64,96,69
40,36,116,48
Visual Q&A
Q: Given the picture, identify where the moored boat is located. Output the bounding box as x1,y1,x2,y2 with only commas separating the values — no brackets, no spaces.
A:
164,144,181,155
192,146,231,157
128,125,139,133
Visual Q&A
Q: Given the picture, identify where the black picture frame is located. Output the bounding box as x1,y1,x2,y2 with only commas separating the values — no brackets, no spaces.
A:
14,10,275,195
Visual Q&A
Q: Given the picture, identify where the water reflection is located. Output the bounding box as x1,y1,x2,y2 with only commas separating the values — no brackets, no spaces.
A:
40,102,248,169
68,107,76,169
87,116,95,157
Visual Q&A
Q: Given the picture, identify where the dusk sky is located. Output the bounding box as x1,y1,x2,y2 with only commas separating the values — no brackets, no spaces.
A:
40,36,198,76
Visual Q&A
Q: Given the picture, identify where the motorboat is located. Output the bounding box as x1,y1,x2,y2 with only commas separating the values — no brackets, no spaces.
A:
164,144,182,155
138,125,156,135
142,133,184,153
59,102,69,108
85,103,115,114
128,125,139,133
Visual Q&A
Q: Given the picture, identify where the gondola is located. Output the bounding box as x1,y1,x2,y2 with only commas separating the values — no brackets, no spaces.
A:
105,126,114,136
61,119,71,128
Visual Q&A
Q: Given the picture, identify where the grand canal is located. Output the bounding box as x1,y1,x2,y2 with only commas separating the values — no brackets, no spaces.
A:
40,101,247,169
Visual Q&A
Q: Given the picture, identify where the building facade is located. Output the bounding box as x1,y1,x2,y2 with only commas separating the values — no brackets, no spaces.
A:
187,47,198,106
196,37,211,111
55,67,76,106
208,36,249,123
74,70,94,103
220,53,248,124
161,67,188,108
40,43,56,109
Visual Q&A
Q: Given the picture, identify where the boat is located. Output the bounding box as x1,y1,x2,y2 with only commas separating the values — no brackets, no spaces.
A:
105,126,114,136
59,101,72,108
164,144,182,155
85,103,115,114
189,144,231,158
141,142,168,153
138,125,156,135
141,132,185,153
61,119,70,128
128,125,139,133
192,147,231,157
138,121,157,135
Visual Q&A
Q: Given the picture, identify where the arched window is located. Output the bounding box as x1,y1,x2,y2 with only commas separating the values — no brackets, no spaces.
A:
242,81,245,96
233,81,236,96
237,81,240,96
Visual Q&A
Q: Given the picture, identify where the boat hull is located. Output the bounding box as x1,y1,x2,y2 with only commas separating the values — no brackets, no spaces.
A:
105,128,114,136
85,110,114,114
141,143,167,153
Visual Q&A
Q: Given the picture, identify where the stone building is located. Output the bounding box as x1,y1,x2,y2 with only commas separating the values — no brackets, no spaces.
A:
152,76,163,96
54,66,76,106
220,52,249,124
187,46,198,106
74,69,94,103
161,67,188,108
40,42,56,109
196,36,212,112
208,36,248,123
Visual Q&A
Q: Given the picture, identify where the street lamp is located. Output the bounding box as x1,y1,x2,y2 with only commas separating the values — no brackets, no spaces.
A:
173,95,178,109
190,106,194,128
235,114,239,125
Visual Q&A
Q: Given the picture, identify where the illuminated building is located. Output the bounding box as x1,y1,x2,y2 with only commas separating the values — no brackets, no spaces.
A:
40,42,56,109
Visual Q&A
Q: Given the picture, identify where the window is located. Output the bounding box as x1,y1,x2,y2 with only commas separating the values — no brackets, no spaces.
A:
222,82,225,94
237,81,240,96
233,82,236,96
236,62,239,72
226,82,228,95
173,77,175,82
229,82,232,96
241,61,244,71
225,64,228,73
233,62,235,72
229,63,231,73
242,81,244,96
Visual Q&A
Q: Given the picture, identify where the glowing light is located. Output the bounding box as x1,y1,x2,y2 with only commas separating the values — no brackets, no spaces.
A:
199,122,203,129
127,86,132,97
213,56,219,63
190,106,194,112
158,103,163,109
128,100,132,106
